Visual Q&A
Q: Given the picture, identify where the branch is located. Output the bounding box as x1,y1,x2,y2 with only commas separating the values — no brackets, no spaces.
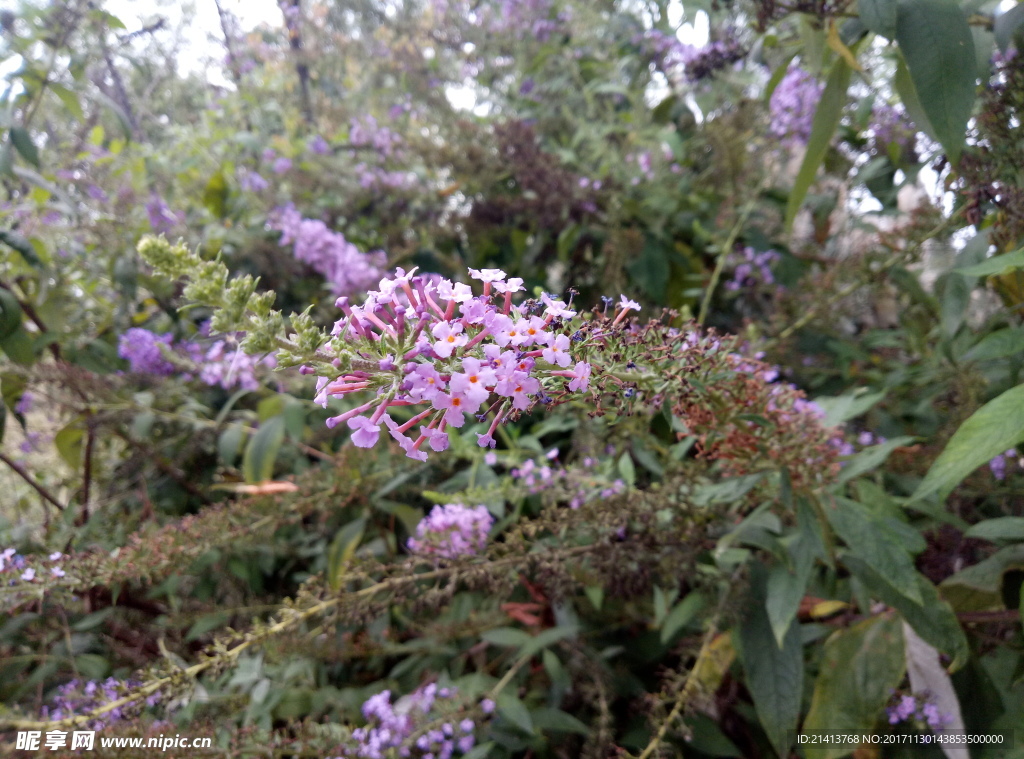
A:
0,451,65,511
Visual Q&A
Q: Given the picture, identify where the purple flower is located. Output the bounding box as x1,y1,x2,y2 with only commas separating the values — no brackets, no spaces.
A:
407,504,494,559
238,169,270,192
272,157,292,174
145,195,183,233
770,65,824,147
308,135,330,155
118,329,177,375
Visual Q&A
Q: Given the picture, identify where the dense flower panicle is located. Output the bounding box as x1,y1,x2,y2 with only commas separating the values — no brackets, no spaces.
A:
41,678,161,730
119,328,273,391
510,452,626,508
341,684,484,758
237,168,270,193
119,329,178,375
769,65,823,146
272,204,386,296
679,36,746,82
407,504,494,558
869,103,917,158
725,247,780,291
311,266,599,461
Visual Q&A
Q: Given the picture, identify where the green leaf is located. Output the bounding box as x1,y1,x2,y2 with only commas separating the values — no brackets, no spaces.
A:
739,566,803,759
326,517,366,591
617,452,636,488
186,612,231,642
836,436,915,485
482,627,533,648
692,472,766,507
766,534,815,647
661,592,705,644
965,327,1024,362
0,326,35,365
894,55,938,140
995,0,1024,52
912,383,1024,501
814,389,886,427
530,707,590,735
462,742,495,759
846,556,969,671
496,692,534,735
784,58,852,231
0,228,44,268
802,615,906,757
241,416,285,483
9,127,40,167
860,0,898,38
55,421,85,470
895,0,976,163
825,497,923,604
0,287,22,341
940,271,971,337
518,624,579,660
218,425,246,467
955,247,1024,277
203,170,229,219
49,83,84,119
965,517,1024,542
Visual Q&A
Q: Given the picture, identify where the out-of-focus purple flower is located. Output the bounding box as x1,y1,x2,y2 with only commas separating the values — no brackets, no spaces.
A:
118,329,178,375
679,35,746,82
14,392,33,416
869,103,917,158
989,449,1019,480
86,185,109,203
145,195,183,233
271,204,385,296
238,168,270,192
308,135,331,155
272,157,293,174
725,247,779,291
41,678,161,730
770,65,824,147
407,504,493,559
198,338,275,392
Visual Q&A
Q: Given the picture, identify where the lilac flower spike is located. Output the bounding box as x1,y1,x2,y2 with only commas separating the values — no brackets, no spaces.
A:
407,504,494,559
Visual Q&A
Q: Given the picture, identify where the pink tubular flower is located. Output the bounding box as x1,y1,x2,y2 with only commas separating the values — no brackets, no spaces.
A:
542,333,572,367
431,321,468,358
348,415,382,447
568,361,592,392
450,357,497,404
433,390,478,427
541,292,576,319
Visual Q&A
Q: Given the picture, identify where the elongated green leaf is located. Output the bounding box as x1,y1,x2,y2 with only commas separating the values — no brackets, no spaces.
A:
327,517,366,590
661,592,705,644
9,127,39,167
530,707,589,735
955,247,1024,277
895,0,976,163
241,416,285,483
894,55,938,140
965,517,1024,542
802,615,906,758
784,59,852,231
482,628,533,648
0,288,22,341
846,556,969,671
739,566,803,759
518,624,579,660
496,692,534,735
815,389,886,427
827,497,923,604
965,327,1024,362
49,83,84,119
55,421,85,470
836,436,915,485
217,425,246,467
913,383,1024,501
860,0,898,38
0,228,44,268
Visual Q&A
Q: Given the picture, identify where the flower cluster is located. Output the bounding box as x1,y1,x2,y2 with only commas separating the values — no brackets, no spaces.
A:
679,36,746,82
41,678,161,729
119,328,178,376
312,267,611,461
342,684,491,758
869,103,917,158
144,195,184,234
118,327,274,391
989,448,1021,480
432,0,569,41
725,247,780,291
886,691,951,733
272,204,386,296
349,115,403,159
769,65,824,147
510,450,626,508
2,549,67,584
407,504,495,559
